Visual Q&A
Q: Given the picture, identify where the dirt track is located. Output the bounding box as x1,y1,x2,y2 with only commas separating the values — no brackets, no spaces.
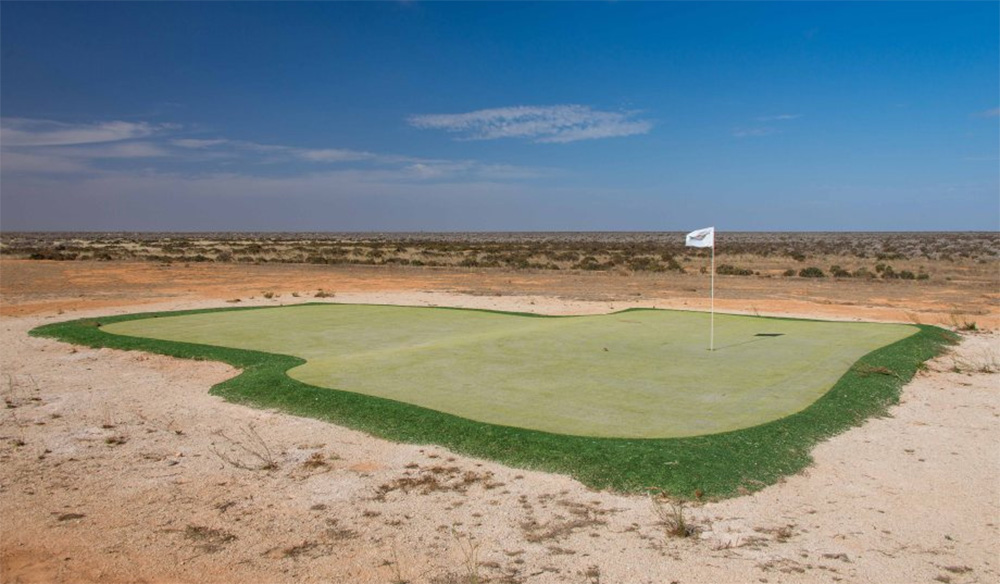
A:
1,260,997,584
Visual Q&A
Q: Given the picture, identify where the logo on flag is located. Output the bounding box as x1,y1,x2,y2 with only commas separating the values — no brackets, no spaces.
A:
685,227,715,248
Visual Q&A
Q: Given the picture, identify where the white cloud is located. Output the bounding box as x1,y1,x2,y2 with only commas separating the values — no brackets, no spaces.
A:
408,105,653,143
975,107,999,118
1,118,160,146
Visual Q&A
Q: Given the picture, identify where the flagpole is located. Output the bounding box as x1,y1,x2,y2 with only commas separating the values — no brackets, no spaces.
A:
684,226,716,352
710,231,715,352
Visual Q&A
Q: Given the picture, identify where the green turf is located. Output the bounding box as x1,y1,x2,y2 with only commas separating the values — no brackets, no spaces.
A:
30,304,956,498
100,304,917,438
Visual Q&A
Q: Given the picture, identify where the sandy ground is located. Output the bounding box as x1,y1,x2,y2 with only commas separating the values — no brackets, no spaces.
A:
1,260,998,584
2,260,997,330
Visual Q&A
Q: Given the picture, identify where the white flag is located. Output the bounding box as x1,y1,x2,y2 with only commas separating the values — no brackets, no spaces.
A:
685,227,715,248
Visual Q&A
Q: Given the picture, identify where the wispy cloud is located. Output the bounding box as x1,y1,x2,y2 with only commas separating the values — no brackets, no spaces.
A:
171,138,376,163
755,113,802,122
1,118,163,146
974,107,999,118
409,105,653,143
296,148,376,162
734,112,802,138
1,117,550,189
54,142,170,159
172,138,229,149
1,118,174,174
732,127,778,138
0,151,91,174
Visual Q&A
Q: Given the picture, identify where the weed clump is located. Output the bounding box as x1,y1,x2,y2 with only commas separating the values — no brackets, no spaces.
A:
649,491,698,538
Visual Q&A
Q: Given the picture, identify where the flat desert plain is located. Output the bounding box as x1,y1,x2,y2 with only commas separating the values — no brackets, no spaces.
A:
1,257,997,584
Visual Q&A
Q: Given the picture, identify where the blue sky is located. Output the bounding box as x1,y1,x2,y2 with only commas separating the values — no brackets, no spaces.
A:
1,1,997,231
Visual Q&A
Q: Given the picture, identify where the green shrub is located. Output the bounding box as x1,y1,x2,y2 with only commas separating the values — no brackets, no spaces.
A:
716,264,754,276
798,267,826,278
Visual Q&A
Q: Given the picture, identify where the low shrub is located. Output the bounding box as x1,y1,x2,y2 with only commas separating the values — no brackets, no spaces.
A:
829,265,852,278
716,264,754,276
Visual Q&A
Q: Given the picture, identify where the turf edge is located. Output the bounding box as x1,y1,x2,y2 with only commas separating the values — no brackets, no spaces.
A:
29,303,957,500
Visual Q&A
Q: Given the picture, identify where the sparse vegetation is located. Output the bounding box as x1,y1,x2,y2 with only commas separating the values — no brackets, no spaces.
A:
520,501,609,542
649,491,698,539
949,349,999,374
3,232,995,279
209,423,278,471
375,465,503,500
452,529,483,584
949,310,979,332
715,264,754,276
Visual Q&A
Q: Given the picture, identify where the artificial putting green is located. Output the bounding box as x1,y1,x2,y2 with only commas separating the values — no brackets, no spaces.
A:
31,304,954,497
101,304,916,438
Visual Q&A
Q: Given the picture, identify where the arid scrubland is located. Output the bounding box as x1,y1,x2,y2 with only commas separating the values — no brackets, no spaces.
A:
3,231,996,282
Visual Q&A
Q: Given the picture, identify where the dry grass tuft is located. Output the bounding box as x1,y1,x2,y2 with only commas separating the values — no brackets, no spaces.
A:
649,491,699,539
375,465,504,500
209,423,278,471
